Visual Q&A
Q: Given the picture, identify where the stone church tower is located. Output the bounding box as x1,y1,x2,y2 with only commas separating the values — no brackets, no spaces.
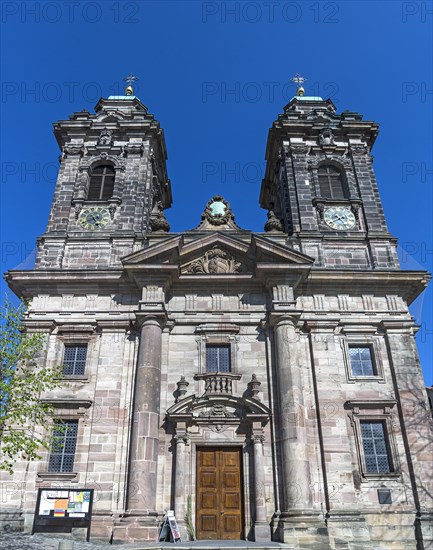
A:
2,83,432,549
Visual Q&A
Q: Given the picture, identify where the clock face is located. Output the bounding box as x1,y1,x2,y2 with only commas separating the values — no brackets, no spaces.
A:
324,206,356,231
78,207,110,231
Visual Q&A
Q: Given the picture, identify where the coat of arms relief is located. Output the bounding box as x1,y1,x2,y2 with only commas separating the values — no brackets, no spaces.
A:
182,246,247,274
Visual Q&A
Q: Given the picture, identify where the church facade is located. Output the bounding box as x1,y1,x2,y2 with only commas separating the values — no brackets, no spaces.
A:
2,88,433,549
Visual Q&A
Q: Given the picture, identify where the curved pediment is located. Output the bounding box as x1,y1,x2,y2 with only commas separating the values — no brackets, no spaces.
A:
167,393,271,422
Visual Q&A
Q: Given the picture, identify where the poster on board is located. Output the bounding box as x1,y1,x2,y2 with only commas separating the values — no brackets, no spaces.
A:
32,488,94,542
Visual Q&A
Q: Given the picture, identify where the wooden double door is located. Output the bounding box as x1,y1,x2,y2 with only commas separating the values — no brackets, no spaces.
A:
196,447,244,540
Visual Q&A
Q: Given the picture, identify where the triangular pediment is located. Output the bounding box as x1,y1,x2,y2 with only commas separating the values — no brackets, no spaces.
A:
251,235,314,265
122,232,314,283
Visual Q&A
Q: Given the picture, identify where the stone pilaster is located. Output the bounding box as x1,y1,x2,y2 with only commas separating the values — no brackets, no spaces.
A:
251,424,270,541
174,426,189,541
382,321,433,549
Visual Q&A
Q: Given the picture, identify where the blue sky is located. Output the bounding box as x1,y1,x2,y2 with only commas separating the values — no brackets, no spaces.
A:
1,1,432,382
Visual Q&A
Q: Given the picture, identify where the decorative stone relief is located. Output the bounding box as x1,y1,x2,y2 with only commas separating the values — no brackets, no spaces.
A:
307,154,352,170
98,128,113,146
183,247,246,274
350,144,369,156
62,144,85,159
318,127,334,146
208,424,229,433
198,404,236,418
79,155,126,171
286,144,310,155
123,142,145,156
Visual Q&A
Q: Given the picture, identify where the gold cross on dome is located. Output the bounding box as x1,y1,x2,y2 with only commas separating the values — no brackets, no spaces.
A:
290,73,307,96
123,74,138,95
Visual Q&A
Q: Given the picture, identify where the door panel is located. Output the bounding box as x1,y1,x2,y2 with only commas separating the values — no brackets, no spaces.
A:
196,447,243,540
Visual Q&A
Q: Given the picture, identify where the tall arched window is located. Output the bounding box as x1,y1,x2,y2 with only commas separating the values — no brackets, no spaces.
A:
87,165,115,200
318,165,349,199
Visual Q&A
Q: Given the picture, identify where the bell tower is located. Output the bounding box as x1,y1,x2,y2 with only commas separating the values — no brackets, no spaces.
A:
36,76,172,269
260,75,398,270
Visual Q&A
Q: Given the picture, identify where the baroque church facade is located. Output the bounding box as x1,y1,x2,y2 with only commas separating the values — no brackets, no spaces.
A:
2,86,433,549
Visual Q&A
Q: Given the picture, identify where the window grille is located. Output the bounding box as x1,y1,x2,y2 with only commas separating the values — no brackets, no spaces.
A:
62,345,87,376
87,165,115,200
349,346,376,376
360,421,392,473
48,420,78,473
318,165,348,199
206,345,231,372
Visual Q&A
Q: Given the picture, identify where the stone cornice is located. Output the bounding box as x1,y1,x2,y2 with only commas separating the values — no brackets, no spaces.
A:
344,400,397,411
21,320,56,332
5,269,126,299
302,269,430,305
40,398,92,409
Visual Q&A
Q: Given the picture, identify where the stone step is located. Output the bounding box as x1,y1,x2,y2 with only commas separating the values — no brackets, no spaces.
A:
137,540,295,550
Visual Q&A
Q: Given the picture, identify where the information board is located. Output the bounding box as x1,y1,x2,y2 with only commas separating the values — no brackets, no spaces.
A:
32,488,94,541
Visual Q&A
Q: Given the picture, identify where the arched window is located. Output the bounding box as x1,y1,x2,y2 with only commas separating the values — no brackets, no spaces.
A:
318,165,349,199
87,165,115,200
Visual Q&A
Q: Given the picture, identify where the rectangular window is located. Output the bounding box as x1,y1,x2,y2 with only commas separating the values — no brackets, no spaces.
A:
62,345,87,376
48,420,78,473
360,421,392,473
349,346,376,376
206,345,231,373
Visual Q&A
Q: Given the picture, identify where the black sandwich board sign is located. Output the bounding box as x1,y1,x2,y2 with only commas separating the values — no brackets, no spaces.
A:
32,488,94,542
158,510,182,542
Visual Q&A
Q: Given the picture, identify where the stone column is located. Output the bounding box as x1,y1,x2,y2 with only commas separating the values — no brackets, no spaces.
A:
252,428,270,540
127,315,165,514
272,315,312,513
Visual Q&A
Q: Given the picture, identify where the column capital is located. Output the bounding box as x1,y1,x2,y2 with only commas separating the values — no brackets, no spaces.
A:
303,319,340,333
134,311,168,329
251,433,265,445
268,312,302,328
174,433,190,445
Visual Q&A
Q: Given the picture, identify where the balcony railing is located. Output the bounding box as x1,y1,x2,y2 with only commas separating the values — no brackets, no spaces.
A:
194,372,242,395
